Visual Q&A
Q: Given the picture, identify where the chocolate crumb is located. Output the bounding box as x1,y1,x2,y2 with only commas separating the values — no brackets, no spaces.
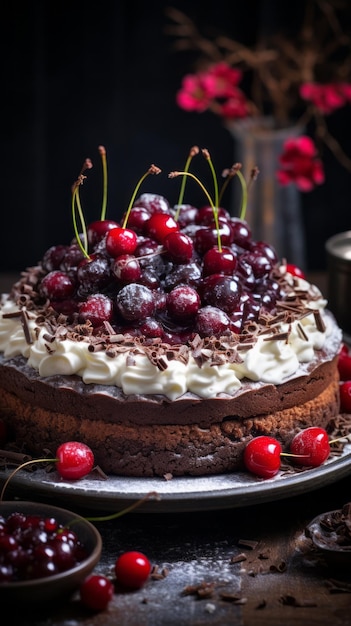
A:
255,599,267,609
269,561,287,573
230,553,247,563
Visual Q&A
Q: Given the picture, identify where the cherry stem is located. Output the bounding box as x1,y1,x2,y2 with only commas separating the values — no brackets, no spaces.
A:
72,180,90,259
202,148,219,209
99,145,108,221
174,146,200,219
234,165,248,221
84,491,160,523
280,452,309,459
218,167,236,206
122,164,161,229
168,170,222,251
0,456,57,501
71,158,93,259
329,434,351,445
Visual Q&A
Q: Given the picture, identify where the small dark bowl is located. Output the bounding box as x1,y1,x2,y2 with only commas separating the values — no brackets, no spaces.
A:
305,504,351,569
0,500,102,604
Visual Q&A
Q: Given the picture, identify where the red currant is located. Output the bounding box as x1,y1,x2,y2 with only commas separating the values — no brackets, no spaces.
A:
55,442,95,480
80,574,114,611
340,381,351,413
114,551,151,589
289,427,330,467
243,436,282,478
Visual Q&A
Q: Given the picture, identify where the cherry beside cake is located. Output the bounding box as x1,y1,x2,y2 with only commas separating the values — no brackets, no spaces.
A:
0,147,342,477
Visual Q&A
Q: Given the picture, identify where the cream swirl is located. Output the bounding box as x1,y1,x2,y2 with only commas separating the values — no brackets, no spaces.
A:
0,277,340,400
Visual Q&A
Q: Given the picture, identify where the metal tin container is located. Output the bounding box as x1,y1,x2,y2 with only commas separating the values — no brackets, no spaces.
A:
325,231,351,336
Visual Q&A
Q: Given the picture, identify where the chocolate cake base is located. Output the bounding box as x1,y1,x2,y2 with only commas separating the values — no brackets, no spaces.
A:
0,354,340,477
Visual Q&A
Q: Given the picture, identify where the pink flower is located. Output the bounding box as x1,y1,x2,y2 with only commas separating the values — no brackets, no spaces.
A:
205,62,243,98
176,73,214,112
299,82,348,114
276,136,325,192
177,62,250,121
218,92,250,120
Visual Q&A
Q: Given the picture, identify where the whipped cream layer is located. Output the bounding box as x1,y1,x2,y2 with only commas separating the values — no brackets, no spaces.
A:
0,274,342,401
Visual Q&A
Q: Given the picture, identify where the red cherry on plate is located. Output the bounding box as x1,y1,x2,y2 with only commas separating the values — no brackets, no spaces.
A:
340,381,351,413
55,441,95,480
243,436,282,478
338,346,351,381
80,574,114,611
285,263,306,279
114,551,151,589
289,427,330,467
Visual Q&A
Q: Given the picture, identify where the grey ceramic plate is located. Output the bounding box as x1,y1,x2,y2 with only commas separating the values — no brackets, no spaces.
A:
1,443,351,513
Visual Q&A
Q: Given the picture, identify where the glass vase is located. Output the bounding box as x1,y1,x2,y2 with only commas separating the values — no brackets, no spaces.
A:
227,117,306,269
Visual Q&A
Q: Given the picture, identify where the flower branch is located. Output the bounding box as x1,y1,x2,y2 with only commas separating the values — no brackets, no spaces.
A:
166,1,351,191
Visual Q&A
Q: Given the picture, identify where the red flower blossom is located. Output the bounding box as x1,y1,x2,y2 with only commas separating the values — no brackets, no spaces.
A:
177,62,250,120
205,62,243,98
299,82,350,115
276,136,325,192
218,92,250,120
176,73,214,112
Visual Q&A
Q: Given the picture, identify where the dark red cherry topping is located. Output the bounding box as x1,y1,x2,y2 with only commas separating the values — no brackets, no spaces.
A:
78,294,114,327
202,246,237,276
145,213,179,243
105,227,138,257
87,219,119,247
166,285,200,321
40,271,76,301
116,284,156,321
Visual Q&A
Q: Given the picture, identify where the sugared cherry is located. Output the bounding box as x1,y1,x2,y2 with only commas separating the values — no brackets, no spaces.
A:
113,254,142,284
166,285,200,321
243,436,282,478
289,427,330,467
55,441,95,480
80,574,114,611
116,283,155,321
114,551,151,589
195,305,231,337
40,271,76,301
78,294,114,327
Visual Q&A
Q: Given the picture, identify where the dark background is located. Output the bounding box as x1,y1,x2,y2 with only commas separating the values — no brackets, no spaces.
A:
1,0,351,273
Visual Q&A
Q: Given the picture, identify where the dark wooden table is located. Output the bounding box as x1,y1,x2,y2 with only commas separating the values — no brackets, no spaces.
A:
2,271,351,626
3,478,351,626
